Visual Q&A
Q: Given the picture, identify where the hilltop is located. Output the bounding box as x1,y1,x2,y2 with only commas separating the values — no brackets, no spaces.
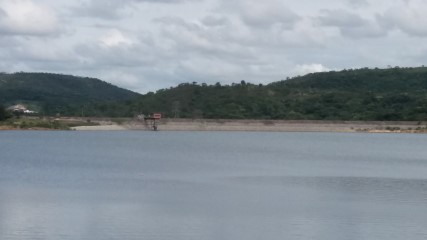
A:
0,72,140,116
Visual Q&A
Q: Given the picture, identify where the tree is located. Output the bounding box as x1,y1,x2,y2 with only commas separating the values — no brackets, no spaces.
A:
172,100,181,118
0,104,10,121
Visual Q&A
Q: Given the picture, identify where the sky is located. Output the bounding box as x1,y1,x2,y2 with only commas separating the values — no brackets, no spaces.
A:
0,0,426,93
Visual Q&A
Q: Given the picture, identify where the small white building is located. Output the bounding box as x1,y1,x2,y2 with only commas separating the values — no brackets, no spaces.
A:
7,104,37,114
7,104,27,112
24,109,36,114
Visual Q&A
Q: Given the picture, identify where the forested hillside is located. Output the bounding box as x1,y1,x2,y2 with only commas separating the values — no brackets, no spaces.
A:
2,67,427,120
0,72,140,116
135,67,427,121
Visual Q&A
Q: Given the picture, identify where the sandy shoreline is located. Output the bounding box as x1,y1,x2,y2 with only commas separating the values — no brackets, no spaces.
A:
2,117,426,133
69,119,427,133
71,125,127,131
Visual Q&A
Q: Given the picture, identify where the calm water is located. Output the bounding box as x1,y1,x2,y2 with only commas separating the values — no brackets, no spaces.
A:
1,131,427,240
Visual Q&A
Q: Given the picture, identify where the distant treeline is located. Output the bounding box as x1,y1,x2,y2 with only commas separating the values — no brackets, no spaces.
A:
132,67,427,121
2,67,427,121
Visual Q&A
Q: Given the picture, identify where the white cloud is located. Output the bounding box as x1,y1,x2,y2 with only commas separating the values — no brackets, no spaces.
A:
99,29,134,47
295,64,331,76
0,0,59,36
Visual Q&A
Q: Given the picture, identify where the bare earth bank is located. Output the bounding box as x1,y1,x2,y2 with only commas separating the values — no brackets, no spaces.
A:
70,119,427,133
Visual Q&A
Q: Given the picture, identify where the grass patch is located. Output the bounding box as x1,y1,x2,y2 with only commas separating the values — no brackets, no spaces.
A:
0,118,70,130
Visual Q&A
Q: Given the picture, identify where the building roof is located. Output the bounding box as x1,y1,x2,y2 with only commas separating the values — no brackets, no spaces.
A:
7,104,27,111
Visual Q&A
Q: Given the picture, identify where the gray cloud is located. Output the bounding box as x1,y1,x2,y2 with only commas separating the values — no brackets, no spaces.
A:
74,0,200,19
201,15,229,27
220,0,300,29
347,0,369,8
317,9,387,38
318,9,366,27
0,0,426,92
378,0,427,37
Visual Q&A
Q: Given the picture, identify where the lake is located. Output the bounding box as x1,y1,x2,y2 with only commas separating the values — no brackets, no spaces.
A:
1,131,427,240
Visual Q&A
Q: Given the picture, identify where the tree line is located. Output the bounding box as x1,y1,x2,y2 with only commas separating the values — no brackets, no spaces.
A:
2,67,427,121
130,67,427,121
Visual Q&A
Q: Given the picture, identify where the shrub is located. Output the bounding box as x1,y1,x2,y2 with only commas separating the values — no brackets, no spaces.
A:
0,104,11,121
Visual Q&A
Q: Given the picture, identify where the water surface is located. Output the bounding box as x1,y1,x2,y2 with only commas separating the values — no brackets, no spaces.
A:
1,131,427,240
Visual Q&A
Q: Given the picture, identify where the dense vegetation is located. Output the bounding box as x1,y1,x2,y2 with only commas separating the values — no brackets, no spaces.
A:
135,67,427,121
2,67,427,120
0,72,140,116
0,104,10,121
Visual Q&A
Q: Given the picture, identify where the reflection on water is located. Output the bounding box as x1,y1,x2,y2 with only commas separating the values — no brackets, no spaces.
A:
1,131,427,240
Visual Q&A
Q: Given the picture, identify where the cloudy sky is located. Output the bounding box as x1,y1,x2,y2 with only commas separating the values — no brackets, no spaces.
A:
0,0,426,92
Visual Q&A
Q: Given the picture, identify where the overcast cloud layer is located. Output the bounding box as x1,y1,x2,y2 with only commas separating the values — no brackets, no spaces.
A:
0,0,426,92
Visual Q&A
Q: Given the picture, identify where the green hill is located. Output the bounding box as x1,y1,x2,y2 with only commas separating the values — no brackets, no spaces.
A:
135,67,427,121
2,67,427,120
0,72,140,116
